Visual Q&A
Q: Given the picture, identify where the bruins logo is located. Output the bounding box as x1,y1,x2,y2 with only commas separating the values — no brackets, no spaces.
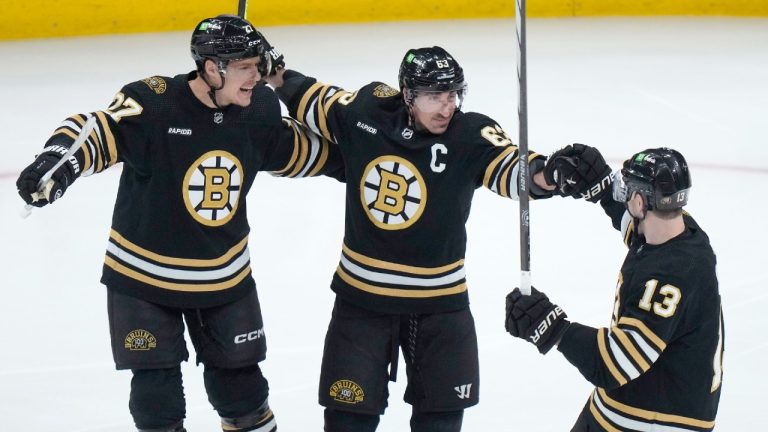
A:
329,379,365,404
142,76,167,94
183,150,243,227
360,156,426,230
124,329,157,351
372,84,399,98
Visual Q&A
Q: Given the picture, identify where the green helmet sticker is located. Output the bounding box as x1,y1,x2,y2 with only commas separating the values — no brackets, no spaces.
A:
200,22,210,30
406,53,416,63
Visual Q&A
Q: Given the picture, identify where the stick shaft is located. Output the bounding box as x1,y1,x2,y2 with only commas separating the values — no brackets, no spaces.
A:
515,0,531,295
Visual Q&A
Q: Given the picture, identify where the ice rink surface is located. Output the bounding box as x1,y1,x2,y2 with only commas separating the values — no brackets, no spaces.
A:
1,17,766,431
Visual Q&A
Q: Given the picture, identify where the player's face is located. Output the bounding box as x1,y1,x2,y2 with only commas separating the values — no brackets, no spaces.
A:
410,90,459,134
219,57,264,107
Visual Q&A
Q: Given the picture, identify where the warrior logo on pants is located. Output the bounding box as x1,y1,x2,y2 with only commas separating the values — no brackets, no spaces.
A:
183,150,243,227
360,155,426,230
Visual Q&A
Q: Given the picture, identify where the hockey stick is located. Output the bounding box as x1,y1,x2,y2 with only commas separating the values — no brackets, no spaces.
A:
515,0,532,295
20,115,96,219
238,0,248,19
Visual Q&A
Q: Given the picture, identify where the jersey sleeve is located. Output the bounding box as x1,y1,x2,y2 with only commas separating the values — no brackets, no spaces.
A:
557,272,693,390
262,117,345,182
464,115,550,200
41,81,155,184
275,69,356,145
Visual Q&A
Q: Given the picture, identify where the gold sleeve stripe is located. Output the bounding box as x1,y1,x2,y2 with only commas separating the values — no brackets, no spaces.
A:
342,244,464,275
110,229,249,267
336,266,467,298
315,85,333,142
273,120,301,175
589,394,622,432
323,91,348,119
53,127,78,141
297,82,324,125
612,327,651,372
597,328,628,386
287,126,310,178
597,388,716,428
105,256,251,292
498,155,520,198
95,111,118,167
618,317,667,351
483,146,516,189
307,137,330,177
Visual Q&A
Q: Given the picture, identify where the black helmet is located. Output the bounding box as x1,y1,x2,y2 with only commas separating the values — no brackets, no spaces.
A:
398,46,466,93
190,15,271,75
613,147,691,211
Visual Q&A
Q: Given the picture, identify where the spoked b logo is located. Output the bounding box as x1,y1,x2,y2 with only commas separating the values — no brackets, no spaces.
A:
360,155,426,230
183,150,243,226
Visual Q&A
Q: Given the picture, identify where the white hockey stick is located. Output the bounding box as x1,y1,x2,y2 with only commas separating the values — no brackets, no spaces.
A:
515,0,532,295
20,115,96,219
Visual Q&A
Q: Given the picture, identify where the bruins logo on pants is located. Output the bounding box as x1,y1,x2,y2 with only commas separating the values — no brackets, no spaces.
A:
360,155,426,230
183,150,243,227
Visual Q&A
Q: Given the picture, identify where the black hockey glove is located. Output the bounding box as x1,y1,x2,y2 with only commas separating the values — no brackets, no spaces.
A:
505,287,570,354
544,143,613,203
16,145,78,207
263,41,284,76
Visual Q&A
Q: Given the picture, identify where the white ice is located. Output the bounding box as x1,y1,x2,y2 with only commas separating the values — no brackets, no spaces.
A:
1,17,766,431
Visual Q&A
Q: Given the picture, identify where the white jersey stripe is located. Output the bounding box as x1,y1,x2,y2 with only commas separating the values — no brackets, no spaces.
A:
608,331,641,380
593,391,700,432
340,254,465,287
107,242,251,281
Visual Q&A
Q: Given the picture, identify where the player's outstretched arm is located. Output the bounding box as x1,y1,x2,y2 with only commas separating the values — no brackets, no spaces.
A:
543,143,613,202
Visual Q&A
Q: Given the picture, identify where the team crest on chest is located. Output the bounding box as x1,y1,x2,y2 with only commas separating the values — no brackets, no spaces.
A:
360,155,426,230
183,150,243,227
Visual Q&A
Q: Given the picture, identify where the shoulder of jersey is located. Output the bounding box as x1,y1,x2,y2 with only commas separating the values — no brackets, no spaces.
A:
448,111,502,138
357,81,402,105
123,75,179,99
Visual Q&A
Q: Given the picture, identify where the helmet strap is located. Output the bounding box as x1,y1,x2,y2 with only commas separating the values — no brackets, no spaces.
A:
199,59,227,109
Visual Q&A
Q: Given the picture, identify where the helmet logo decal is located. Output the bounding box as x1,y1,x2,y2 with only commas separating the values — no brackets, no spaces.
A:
360,156,426,230
183,150,243,227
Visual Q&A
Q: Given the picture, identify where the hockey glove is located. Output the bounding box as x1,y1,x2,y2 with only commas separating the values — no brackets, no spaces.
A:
544,143,613,203
263,40,284,76
505,287,570,354
16,145,79,207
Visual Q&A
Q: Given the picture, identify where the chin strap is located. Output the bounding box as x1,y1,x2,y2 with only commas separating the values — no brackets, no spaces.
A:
199,64,227,109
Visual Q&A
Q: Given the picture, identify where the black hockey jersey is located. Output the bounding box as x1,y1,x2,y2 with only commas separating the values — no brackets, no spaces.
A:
558,212,723,431
42,72,344,308
276,71,550,313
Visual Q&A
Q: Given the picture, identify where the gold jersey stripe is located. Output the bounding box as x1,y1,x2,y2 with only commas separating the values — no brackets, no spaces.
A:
612,326,652,372
287,126,310,178
589,393,622,432
315,85,333,142
342,244,464,275
483,146,516,190
323,91,348,123
618,317,667,351
110,229,249,267
498,155,519,198
297,82,324,125
598,328,628,386
95,111,118,167
273,120,301,175
336,266,466,298
597,388,716,428
307,137,330,177
104,256,251,292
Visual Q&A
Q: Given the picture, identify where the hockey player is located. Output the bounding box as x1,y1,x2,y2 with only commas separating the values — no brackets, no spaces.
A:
15,15,344,432
505,148,723,431
264,46,611,431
